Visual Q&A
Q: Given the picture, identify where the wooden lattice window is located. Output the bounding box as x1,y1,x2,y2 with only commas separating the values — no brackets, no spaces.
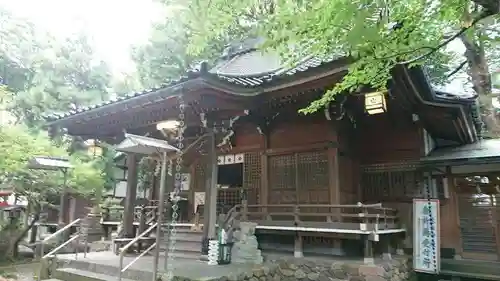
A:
243,152,261,204
362,170,422,202
269,154,296,190
193,161,206,192
218,189,243,213
297,151,328,190
269,150,329,204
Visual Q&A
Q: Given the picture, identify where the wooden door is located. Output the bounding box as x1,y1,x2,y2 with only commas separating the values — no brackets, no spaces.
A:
268,150,330,218
457,192,500,260
296,151,329,205
268,154,297,205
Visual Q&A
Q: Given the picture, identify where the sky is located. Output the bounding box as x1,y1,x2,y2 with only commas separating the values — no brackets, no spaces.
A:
0,0,165,75
0,0,475,95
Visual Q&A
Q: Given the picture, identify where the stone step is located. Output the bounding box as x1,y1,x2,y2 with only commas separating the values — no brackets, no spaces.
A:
160,240,202,253
161,234,203,244
50,258,153,280
53,267,136,281
160,251,205,261
160,223,198,230
161,227,203,235
162,232,203,243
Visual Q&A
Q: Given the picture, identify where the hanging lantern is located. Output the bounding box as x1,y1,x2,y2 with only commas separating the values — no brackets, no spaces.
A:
86,139,103,157
365,91,387,115
492,71,500,90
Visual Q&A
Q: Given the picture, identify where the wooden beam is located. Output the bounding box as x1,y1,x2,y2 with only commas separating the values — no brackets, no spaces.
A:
266,142,336,156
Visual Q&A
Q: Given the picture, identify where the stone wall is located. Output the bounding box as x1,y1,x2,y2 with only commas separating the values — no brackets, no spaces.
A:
207,256,412,281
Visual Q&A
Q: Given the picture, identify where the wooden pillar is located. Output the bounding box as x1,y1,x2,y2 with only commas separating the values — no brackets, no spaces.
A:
260,130,269,212
382,235,393,260
328,148,340,211
294,232,304,258
363,237,374,264
207,130,218,238
123,153,138,238
328,147,342,252
201,155,211,254
29,212,40,243
58,194,68,224
202,129,218,254
58,170,70,225
148,175,156,202
446,166,463,259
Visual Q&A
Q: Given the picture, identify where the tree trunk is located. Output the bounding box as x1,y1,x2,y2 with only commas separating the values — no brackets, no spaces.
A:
8,211,41,258
461,34,491,96
460,33,495,136
29,212,40,243
471,0,499,15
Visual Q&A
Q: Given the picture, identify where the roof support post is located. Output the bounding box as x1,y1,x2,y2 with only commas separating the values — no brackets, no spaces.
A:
123,153,138,238
58,170,69,226
201,129,219,255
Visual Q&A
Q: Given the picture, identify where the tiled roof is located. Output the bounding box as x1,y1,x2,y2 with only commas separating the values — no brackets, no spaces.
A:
47,74,200,121
214,54,340,87
47,51,342,121
422,139,500,163
46,40,477,123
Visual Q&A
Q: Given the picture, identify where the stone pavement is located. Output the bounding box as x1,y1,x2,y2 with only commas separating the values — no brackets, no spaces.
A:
55,251,258,281
54,251,412,281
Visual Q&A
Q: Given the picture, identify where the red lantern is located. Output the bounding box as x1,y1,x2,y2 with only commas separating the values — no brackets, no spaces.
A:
0,190,12,207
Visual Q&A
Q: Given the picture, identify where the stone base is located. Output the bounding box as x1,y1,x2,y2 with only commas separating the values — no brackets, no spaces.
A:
231,222,263,265
222,256,412,281
201,237,210,255
364,257,375,264
83,213,104,243
382,253,392,261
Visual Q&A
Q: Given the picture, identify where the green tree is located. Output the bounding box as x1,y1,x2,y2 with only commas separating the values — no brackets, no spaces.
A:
1,8,113,129
0,7,40,93
0,125,105,257
7,35,112,129
172,0,499,122
111,73,144,95
131,7,242,88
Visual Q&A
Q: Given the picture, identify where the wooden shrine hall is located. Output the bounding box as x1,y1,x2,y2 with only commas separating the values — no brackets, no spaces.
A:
46,39,485,265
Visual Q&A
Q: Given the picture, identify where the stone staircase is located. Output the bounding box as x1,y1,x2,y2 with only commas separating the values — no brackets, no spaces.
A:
38,224,205,281
159,224,204,261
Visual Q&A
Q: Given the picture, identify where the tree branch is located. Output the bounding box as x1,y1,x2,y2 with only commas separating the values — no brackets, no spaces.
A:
398,12,493,65
446,60,468,78
374,45,435,60
471,0,499,14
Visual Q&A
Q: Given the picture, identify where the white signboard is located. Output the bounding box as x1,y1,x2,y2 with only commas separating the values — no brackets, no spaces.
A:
413,199,440,274
194,192,205,213
181,173,191,191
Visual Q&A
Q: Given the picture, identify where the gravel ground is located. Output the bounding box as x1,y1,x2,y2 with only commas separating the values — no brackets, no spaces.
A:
0,263,39,281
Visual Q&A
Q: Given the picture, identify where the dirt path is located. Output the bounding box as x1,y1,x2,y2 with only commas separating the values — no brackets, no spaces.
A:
0,263,39,281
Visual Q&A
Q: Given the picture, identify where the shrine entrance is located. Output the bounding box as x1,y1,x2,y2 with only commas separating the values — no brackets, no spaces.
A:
217,155,244,214
455,175,500,261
